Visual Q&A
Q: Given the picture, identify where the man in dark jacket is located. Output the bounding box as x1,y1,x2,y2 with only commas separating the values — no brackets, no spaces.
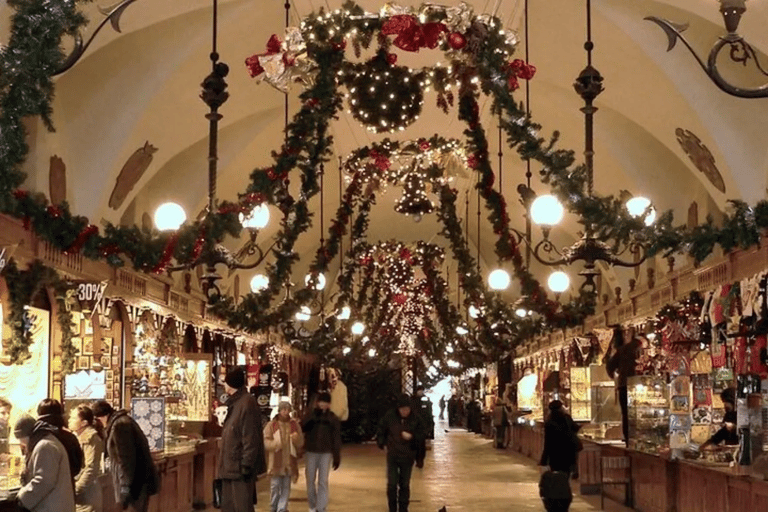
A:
36,399,83,488
93,400,160,512
302,391,341,512
217,366,265,512
606,331,642,446
377,394,425,512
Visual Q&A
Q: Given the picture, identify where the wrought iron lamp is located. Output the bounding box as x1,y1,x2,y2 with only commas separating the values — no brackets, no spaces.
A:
646,0,768,98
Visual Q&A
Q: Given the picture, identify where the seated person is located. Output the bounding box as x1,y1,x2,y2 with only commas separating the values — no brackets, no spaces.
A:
700,411,739,449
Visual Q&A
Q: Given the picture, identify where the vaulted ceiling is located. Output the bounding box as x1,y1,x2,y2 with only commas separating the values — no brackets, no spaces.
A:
4,0,768,307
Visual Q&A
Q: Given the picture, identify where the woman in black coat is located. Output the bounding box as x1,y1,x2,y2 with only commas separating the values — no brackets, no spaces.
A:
539,400,580,512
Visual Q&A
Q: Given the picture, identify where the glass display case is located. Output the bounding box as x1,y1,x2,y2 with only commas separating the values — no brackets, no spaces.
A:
570,367,591,422
628,375,670,454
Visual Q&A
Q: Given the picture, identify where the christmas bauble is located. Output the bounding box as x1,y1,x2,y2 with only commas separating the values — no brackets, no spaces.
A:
448,32,467,50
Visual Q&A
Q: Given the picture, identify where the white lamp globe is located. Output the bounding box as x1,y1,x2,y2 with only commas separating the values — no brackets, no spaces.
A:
626,196,656,226
342,347,351,355
305,272,326,291
351,321,365,335
154,202,186,231
295,306,311,321
515,308,527,318
249,274,269,293
488,269,511,290
368,348,377,357
456,325,468,335
530,194,564,226
239,204,270,229
548,270,570,293
468,304,481,319
337,306,351,320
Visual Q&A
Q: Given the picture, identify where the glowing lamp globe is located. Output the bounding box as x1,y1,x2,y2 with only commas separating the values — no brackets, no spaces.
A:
368,348,377,357
515,308,527,318
342,347,351,355
249,274,269,293
547,270,570,293
305,272,326,291
240,204,270,229
468,304,481,319
351,321,365,335
154,202,186,231
337,306,351,320
295,306,311,321
488,269,511,291
456,325,468,335
530,195,564,226
625,196,656,226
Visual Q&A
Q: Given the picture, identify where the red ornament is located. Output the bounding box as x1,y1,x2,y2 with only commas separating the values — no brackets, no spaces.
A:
66,225,99,254
305,98,319,108
393,293,408,305
152,234,179,274
245,34,283,78
507,75,520,91
381,15,447,52
100,244,121,256
518,63,536,80
13,189,27,200
331,39,347,51
243,192,265,206
266,34,282,53
386,53,398,65
47,205,62,218
467,155,479,169
448,32,467,50
245,55,265,77
418,140,430,151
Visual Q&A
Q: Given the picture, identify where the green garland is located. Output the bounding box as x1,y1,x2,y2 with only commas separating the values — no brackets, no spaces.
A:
2,260,77,374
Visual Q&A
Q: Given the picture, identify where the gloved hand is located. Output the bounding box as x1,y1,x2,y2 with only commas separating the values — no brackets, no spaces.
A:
332,458,340,470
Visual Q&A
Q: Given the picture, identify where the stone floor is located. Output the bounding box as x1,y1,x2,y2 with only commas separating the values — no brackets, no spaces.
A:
230,418,631,511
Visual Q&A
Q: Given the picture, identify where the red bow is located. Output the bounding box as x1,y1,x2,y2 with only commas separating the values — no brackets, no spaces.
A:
381,15,447,52
245,34,283,77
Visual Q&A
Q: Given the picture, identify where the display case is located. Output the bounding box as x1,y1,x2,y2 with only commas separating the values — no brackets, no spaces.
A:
570,367,591,422
628,375,670,454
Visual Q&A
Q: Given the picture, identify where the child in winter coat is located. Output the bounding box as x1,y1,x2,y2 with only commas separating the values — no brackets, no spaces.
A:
264,401,304,512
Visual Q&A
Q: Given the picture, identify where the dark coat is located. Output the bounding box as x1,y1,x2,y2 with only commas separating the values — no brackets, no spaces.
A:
218,388,266,481
301,409,342,465
105,410,160,506
606,338,641,387
376,408,425,461
18,428,75,512
539,412,580,472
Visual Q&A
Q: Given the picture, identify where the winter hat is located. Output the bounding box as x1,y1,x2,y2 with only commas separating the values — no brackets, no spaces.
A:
14,415,35,439
225,367,246,389
724,410,737,424
316,392,332,404
278,401,293,412
396,394,412,408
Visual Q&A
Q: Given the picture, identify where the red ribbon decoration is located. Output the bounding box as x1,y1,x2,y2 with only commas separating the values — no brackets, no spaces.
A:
381,15,447,52
65,225,99,254
245,34,283,78
152,234,179,274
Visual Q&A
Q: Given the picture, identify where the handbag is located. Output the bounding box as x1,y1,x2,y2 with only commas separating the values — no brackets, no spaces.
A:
538,470,572,500
212,478,223,509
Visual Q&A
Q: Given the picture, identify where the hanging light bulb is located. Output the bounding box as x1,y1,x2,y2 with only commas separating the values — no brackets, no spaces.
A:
154,202,186,231
305,272,326,290
351,321,365,335
361,335,370,345
342,347,351,355
530,195,564,226
469,304,481,318
295,306,311,321
456,325,468,335
625,196,656,226
488,269,511,290
337,306,351,320
239,203,270,229
515,308,528,318
368,348,377,357
249,274,269,293
548,270,571,293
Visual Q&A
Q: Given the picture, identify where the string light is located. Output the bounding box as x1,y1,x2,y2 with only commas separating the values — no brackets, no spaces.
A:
395,171,435,221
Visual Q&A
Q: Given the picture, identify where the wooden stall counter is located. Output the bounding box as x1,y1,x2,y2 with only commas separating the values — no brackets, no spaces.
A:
676,459,768,512
510,421,544,460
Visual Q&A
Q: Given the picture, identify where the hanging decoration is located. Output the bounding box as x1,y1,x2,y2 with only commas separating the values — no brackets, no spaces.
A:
394,171,435,220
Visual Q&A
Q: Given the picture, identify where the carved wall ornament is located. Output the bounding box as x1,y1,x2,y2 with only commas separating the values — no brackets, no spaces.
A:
675,128,726,193
49,155,66,205
109,141,158,209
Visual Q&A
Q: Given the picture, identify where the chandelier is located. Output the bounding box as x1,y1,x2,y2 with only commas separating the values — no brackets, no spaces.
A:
507,0,651,292
646,0,768,98
160,0,273,299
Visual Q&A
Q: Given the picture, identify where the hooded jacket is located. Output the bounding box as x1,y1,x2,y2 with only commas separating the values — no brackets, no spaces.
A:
18,422,75,512
218,388,266,481
105,410,160,505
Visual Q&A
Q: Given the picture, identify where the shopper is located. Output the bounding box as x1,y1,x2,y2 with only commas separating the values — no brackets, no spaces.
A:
413,386,434,440
69,405,104,512
302,391,342,512
606,329,641,446
218,366,265,512
376,394,425,512
92,400,159,512
264,401,304,512
37,399,84,486
14,415,76,512
539,400,580,512
0,397,12,454
438,396,446,421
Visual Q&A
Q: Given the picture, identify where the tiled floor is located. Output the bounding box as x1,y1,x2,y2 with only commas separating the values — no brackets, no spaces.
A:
212,419,631,511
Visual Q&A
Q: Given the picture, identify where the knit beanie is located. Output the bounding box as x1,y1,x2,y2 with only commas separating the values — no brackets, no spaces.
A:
225,367,246,389
396,393,412,408
14,415,35,439
316,392,331,404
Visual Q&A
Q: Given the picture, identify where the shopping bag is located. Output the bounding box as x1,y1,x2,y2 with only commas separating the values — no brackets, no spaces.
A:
212,478,223,509
538,470,572,500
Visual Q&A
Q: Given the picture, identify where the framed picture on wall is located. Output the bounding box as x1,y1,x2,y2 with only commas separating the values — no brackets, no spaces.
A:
106,381,113,391
111,357,119,367
82,338,94,355
72,337,82,354
112,346,119,355
78,356,90,370
105,391,113,400
106,370,114,381
84,320,93,335
100,355,110,368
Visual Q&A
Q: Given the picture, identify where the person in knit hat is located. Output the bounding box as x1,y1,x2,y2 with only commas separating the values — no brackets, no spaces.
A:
218,366,265,512
302,391,342,512
264,401,304,512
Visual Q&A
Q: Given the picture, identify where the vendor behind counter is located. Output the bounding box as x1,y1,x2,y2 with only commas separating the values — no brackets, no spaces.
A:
700,410,739,449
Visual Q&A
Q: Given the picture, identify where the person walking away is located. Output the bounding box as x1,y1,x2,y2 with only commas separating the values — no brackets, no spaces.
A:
69,405,104,512
264,401,304,512
438,396,445,421
492,398,508,449
539,400,581,512
217,366,266,512
92,400,160,512
376,394,425,512
302,392,341,512
413,387,434,441
14,415,75,512
36,399,83,488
